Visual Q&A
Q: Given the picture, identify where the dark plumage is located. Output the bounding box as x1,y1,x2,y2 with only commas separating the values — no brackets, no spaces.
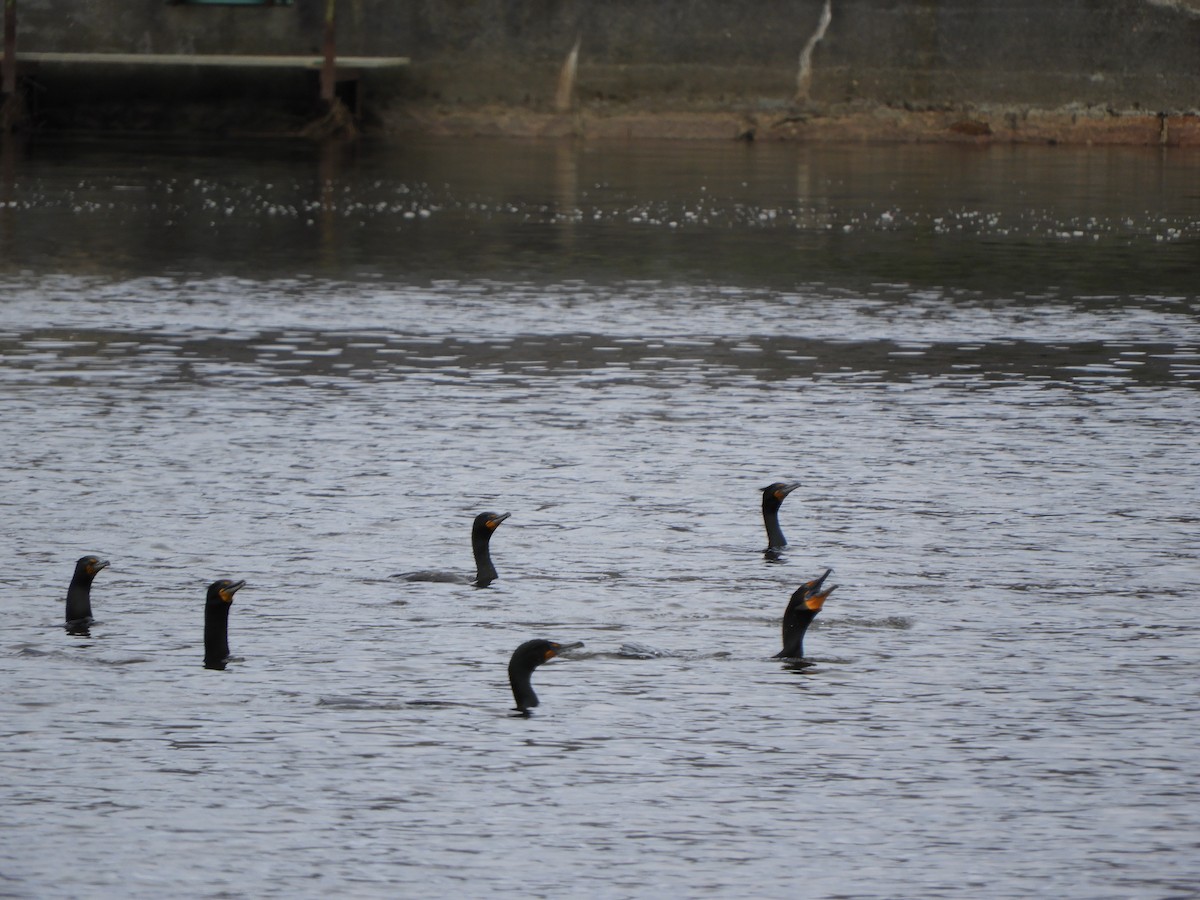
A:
393,511,511,587
774,568,836,659
204,579,245,670
761,481,801,555
508,639,583,714
64,555,109,631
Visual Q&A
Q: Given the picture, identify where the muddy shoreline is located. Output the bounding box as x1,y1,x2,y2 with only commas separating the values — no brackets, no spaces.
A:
382,102,1200,146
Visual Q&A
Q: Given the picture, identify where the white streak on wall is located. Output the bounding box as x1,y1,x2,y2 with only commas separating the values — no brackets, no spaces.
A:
555,36,581,113
795,0,833,104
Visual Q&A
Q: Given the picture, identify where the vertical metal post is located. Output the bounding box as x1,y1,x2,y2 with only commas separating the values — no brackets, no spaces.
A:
319,0,335,105
2,0,16,97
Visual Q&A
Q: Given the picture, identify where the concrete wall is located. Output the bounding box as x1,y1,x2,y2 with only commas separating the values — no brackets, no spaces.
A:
10,0,1200,133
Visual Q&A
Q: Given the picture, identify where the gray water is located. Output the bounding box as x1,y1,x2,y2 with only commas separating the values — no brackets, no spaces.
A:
1,137,1198,899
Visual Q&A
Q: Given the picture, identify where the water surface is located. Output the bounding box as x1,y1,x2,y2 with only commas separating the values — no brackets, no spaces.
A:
1,136,1198,898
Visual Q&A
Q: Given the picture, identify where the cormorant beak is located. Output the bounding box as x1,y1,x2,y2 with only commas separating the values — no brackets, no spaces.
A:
762,481,801,500
804,568,833,594
90,558,111,575
487,512,511,530
805,586,836,611
219,580,247,603
545,641,584,661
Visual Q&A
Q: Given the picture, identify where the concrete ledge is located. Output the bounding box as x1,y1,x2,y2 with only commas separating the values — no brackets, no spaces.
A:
2,52,409,69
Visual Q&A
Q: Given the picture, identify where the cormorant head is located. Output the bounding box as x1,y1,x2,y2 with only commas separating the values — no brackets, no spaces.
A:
75,555,110,580
511,639,582,671
206,579,246,605
532,639,582,665
799,567,832,596
761,482,801,509
473,511,511,537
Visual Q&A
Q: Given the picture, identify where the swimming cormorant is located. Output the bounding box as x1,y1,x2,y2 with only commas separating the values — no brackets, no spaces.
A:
204,579,245,670
775,568,835,659
64,555,109,632
393,511,511,587
508,639,583,713
762,482,801,555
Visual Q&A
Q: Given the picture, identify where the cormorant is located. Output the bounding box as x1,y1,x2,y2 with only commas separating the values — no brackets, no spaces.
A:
204,579,245,670
393,511,510,587
762,482,801,556
775,568,835,659
508,639,583,714
64,555,109,632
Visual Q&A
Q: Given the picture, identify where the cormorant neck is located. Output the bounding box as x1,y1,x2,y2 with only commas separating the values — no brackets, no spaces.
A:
472,529,498,586
776,595,817,659
763,499,787,550
65,577,94,623
509,671,539,712
204,599,232,669
776,626,807,659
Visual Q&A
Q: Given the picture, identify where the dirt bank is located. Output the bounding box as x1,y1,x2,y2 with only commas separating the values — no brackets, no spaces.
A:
382,102,1200,147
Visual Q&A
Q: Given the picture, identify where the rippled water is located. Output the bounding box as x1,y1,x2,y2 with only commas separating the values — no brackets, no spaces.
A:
2,137,1198,898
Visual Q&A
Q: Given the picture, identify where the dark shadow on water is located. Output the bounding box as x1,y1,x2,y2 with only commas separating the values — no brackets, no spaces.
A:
316,696,470,710
65,619,93,637
779,658,818,673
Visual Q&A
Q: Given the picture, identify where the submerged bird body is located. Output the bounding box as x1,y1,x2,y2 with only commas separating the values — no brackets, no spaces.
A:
204,579,245,670
508,639,583,713
762,481,801,555
64,555,109,629
775,568,835,659
394,511,510,587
